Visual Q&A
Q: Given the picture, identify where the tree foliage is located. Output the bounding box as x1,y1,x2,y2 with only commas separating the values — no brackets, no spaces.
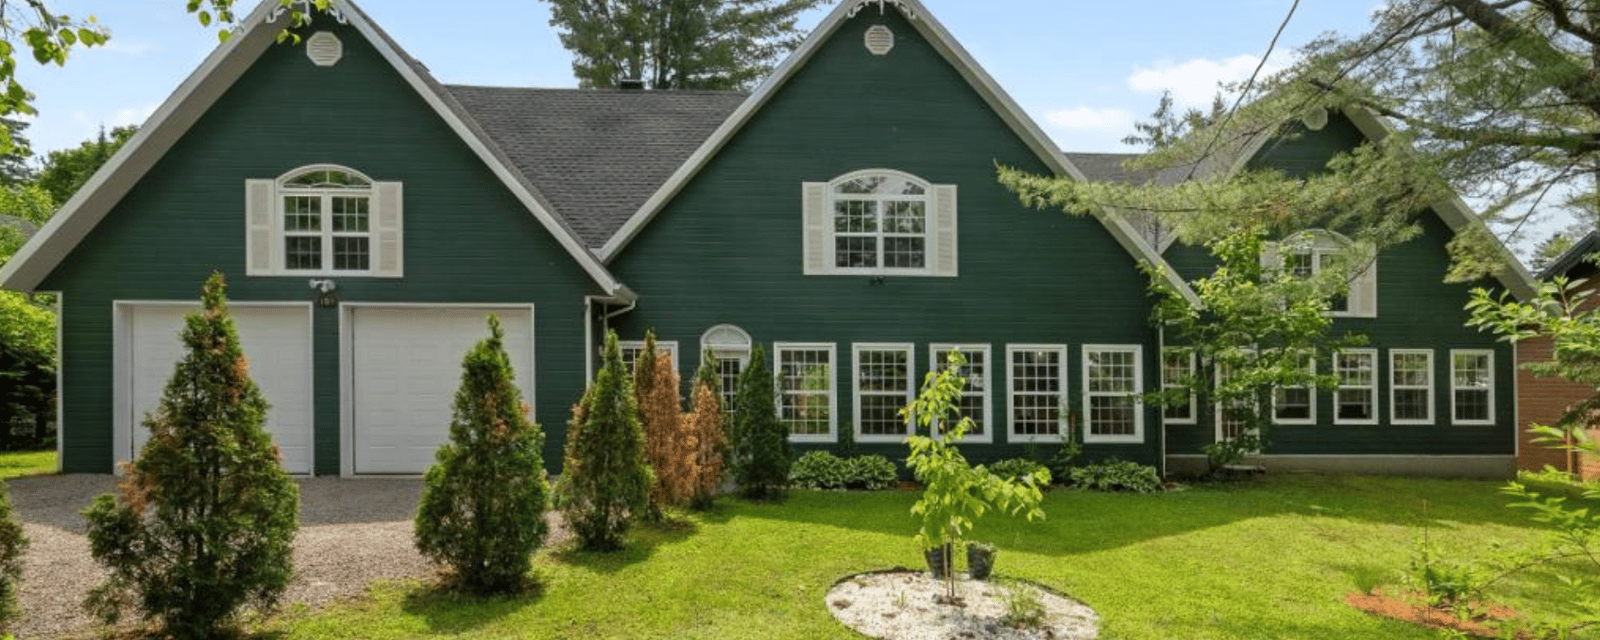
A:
1148,229,1363,471
557,331,652,551
634,331,694,517
542,0,825,90
35,124,135,205
414,315,550,595
82,273,298,639
0,481,25,635
904,351,1046,603
728,344,789,500
685,353,726,510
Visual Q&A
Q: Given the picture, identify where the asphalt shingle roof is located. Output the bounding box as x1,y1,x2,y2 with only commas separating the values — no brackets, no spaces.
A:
446,86,748,248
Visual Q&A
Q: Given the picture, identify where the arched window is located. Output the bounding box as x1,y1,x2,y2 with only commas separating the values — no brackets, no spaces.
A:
701,324,752,411
1268,229,1377,317
245,164,403,277
801,169,957,277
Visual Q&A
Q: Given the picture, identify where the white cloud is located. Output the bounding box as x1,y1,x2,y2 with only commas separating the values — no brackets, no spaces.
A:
109,104,158,128
1127,52,1298,108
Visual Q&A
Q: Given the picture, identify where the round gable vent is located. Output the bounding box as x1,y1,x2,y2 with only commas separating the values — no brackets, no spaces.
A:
306,31,343,67
865,25,894,55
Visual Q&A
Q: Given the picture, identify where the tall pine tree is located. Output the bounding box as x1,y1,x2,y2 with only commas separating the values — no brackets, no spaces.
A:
82,273,298,640
414,315,550,594
542,0,825,90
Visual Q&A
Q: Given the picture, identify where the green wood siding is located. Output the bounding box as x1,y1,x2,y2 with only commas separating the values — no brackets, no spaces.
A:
1162,113,1514,457
42,18,601,474
607,9,1160,466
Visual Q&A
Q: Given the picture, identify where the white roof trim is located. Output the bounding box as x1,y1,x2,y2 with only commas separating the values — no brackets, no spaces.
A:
0,0,633,302
594,0,1199,306
1340,105,1537,300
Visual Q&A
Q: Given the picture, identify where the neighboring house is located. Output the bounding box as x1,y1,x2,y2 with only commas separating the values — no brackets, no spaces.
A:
1516,232,1600,480
0,0,1533,477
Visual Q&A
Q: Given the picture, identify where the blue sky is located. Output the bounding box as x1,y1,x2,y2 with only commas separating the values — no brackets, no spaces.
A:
15,0,1378,157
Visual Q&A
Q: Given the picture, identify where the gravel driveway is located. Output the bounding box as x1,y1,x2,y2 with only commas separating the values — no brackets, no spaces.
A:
8,474,435,640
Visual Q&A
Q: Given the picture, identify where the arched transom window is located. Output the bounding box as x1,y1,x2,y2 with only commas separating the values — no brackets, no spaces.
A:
801,169,957,277
245,165,403,277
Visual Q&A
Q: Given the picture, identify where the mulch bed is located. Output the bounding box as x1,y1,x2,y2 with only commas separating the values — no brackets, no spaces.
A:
1345,590,1533,638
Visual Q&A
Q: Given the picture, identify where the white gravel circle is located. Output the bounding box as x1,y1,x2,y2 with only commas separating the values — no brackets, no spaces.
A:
826,570,1100,640
7,474,445,640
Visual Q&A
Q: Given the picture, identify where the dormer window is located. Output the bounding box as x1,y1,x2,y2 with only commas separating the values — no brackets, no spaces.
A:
801,169,957,277
245,164,403,277
1268,229,1376,317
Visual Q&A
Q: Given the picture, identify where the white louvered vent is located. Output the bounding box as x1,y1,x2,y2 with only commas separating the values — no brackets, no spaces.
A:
307,31,343,67
865,25,894,55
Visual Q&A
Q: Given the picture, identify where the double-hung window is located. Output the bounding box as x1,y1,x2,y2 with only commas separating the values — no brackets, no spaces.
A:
853,344,913,442
802,169,957,277
700,325,751,413
931,344,991,441
1160,348,1197,424
1334,349,1378,424
1272,352,1315,425
618,340,680,375
776,343,835,441
1390,349,1434,424
1451,349,1494,425
1214,359,1254,442
246,165,402,277
1269,230,1377,317
1007,345,1068,442
1083,345,1142,443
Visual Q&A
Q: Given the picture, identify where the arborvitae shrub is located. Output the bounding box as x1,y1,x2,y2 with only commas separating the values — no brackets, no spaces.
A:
82,273,298,640
414,315,549,594
635,332,691,517
686,358,725,510
0,481,25,633
731,345,790,500
557,332,652,551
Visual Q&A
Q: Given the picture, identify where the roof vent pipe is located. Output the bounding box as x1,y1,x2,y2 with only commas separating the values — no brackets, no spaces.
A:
618,78,645,90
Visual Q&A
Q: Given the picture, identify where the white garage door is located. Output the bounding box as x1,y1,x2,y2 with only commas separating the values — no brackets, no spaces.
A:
127,304,314,474
349,306,534,474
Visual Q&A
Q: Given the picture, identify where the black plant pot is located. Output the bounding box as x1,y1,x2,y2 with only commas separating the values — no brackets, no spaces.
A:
967,544,996,580
924,543,952,579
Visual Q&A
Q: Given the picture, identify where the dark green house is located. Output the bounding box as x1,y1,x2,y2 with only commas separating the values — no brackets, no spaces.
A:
0,0,1534,477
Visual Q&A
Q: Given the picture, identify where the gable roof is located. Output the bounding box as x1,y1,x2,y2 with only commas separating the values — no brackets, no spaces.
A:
447,86,746,248
0,0,635,302
595,0,1201,306
1537,230,1600,281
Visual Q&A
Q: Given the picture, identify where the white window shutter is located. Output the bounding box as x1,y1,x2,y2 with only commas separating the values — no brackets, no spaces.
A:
372,181,404,278
932,184,958,277
1260,241,1280,272
245,179,275,275
802,182,828,274
1352,258,1378,317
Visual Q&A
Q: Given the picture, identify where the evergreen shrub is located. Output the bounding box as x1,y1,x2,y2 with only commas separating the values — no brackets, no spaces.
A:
414,315,549,594
557,332,652,551
82,273,299,639
729,345,789,500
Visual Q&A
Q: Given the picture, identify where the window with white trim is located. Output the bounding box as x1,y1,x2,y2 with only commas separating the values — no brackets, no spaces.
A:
854,344,913,442
1272,352,1315,425
1267,230,1376,317
802,169,957,277
1391,349,1434,424
1008,345,1068,442
1334,349,1377,424
618,340,680,375
1083,345,1142,443
931,344,991,441
1214,359,1254,442
701,325,751,412
1451,349,1494,425
1160,347,1197,424
776,343,835,441
246,165,402,277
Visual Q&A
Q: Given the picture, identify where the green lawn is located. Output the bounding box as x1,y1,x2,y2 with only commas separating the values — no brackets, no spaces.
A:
274,475,1597,640
0,450,54,479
